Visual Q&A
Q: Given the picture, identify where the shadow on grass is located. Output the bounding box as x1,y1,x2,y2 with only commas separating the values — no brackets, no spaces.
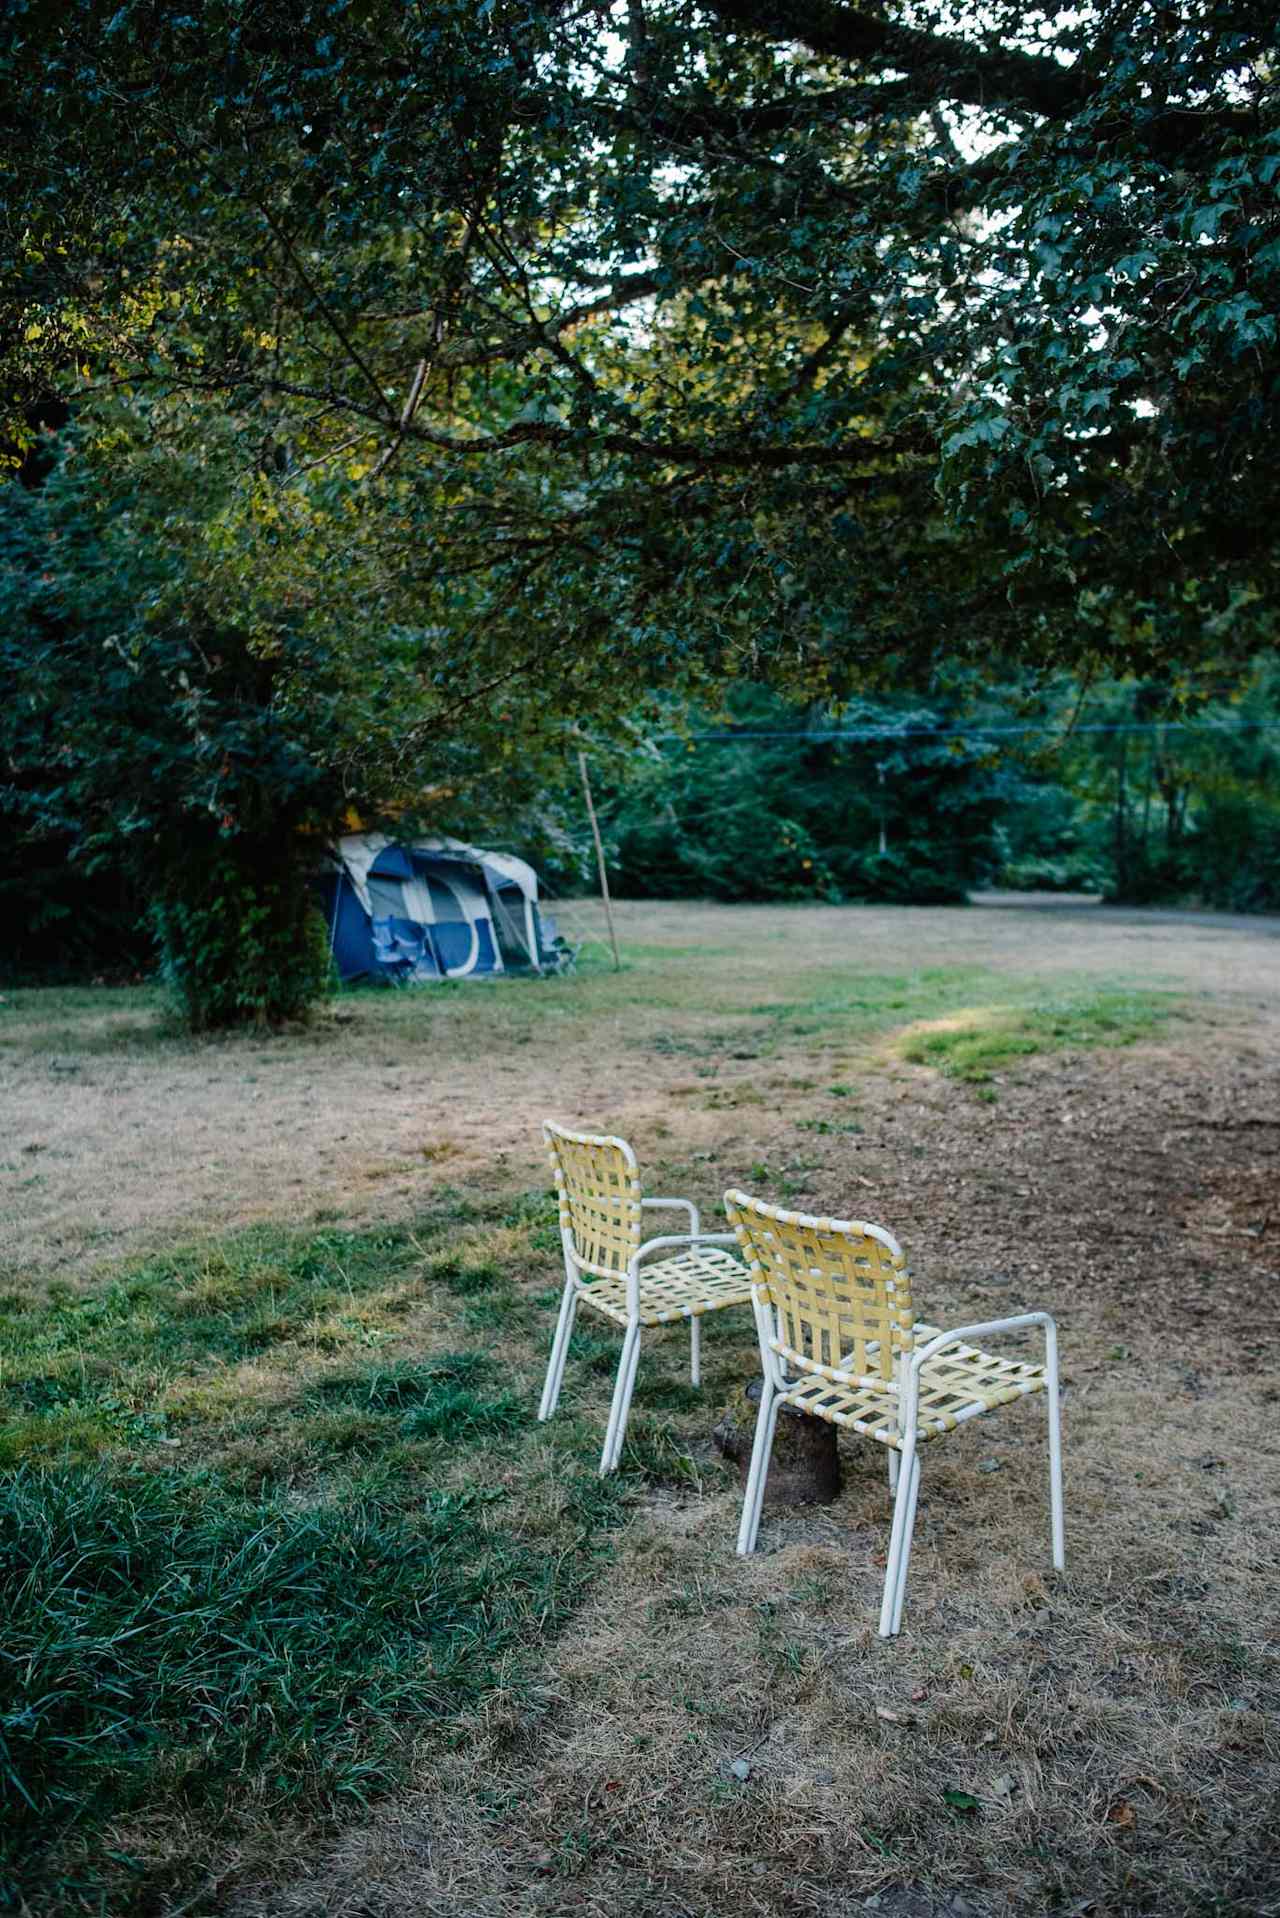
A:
0,1199,628,1912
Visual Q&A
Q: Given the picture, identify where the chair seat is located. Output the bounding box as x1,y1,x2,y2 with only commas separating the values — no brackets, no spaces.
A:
578,1246,753,1326
774,1322,1048,1449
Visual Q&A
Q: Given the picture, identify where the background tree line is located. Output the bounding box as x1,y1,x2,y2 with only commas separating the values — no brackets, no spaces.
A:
6,659,1277,991
567,666,1280,913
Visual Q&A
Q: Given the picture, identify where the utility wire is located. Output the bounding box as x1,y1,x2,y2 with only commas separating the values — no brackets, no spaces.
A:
659,719,1280,744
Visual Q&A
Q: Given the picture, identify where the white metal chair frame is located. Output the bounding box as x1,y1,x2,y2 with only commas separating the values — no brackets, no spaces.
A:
538,1124,750,1474
729,1193,1065,1638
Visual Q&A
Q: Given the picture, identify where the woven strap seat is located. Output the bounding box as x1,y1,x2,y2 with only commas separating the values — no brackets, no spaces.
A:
775,1321,1048,1447
580,1246,753,1327
538,1122,754,1476
724,1187,1065,1638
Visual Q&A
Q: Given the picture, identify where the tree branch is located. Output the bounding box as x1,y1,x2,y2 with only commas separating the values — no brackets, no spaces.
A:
702,0,1260,153
703,0,1088,119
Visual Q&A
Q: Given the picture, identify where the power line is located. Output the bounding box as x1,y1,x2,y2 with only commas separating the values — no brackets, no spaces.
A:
660,719,1280,744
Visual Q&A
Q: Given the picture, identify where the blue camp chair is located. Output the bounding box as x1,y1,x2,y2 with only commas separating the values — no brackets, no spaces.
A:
388,917,427,968
538,912,579,974
371,917,432,979
371,917,409,976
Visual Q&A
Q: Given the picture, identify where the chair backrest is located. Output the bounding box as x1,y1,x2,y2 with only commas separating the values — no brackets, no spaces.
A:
371,918,409,970
724,1190,914,1383
544,1122,643,1279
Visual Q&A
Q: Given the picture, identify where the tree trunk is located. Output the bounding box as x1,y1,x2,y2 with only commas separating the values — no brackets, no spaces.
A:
714,1376,841,1507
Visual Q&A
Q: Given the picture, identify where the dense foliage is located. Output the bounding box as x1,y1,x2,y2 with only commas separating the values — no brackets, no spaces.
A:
0,418,613,1011
0,440,349,1022
999,662,1280,908
6,0,1277,677
554,667,1280,911
5,651,1278,994
580,687,1010,904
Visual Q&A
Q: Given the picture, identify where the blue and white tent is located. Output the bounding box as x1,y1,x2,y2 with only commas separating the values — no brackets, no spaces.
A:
320,833,554,983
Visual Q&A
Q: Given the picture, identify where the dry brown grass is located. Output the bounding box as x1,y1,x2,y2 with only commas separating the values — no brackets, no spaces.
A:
2,892,1274,1286
226,1318,1280,1918
4,896,1279,1916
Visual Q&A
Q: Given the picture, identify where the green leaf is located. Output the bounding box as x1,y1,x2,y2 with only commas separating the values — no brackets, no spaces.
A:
943,1789,981,1815
1189,204,1226,241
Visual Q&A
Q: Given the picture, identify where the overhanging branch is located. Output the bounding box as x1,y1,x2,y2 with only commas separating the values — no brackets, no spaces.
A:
701,0,1257,154
703,0,1088,119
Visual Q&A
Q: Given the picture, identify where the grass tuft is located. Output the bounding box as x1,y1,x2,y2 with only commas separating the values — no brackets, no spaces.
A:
420,1250,504,1296
896,988,1176,1082
311,1354,526,1443
314,1351,493,1410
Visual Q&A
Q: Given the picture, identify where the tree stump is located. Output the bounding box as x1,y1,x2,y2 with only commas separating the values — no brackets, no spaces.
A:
713,1376,841,1507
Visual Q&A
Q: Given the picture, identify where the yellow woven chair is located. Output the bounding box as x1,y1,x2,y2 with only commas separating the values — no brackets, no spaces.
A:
724,1189,1064,1637
539,1122,753,1474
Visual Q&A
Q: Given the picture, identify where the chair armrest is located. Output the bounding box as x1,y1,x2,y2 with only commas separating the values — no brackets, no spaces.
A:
899,1312,1059,1449
634,1230,738,1264
908,1311,1056,1378
641,1196,700,1235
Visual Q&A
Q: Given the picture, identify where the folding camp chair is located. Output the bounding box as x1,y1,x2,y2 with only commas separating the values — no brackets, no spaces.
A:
370,917,414,978
725,1189,1064,1637
539,1123,753,1474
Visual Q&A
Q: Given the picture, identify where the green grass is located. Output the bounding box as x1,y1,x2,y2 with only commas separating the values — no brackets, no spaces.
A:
0,1202,630,1911
419,1249,506,1295
2,1470,537,1838
0,1198,564,1466
0,1164,767,1911
896,988,1178,1083
0,1455,629,1906
0,958,1180,1118
311,1354,526,1441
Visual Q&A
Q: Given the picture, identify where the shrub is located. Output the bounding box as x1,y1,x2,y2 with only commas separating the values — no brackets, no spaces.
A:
154,844,334,1031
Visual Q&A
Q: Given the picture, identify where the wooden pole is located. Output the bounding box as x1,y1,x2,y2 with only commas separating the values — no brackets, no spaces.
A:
578,748,621,972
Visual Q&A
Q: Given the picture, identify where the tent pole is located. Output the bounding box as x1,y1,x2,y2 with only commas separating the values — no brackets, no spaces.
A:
524,895,542,973
422,921,443,980
577,749,621,973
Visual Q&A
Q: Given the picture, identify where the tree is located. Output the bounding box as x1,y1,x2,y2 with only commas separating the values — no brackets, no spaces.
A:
0,416,610,1024
1021,660,1280,906
5,0,1275,675
579,684,1010,903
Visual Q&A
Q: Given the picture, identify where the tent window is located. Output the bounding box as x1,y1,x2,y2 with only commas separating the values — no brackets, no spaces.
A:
424,874,466,922
367,876,407,918
491,885,534,965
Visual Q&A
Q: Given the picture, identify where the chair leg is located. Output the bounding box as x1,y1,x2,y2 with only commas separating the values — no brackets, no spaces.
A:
889,1451,922,1637
736,1380,782,1555
537,1277,579,1421
887,1446,899,1495
878,1437,919,1638
690,1314,702,1388
600,1319,641,1475
1045,1327,1066,1572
